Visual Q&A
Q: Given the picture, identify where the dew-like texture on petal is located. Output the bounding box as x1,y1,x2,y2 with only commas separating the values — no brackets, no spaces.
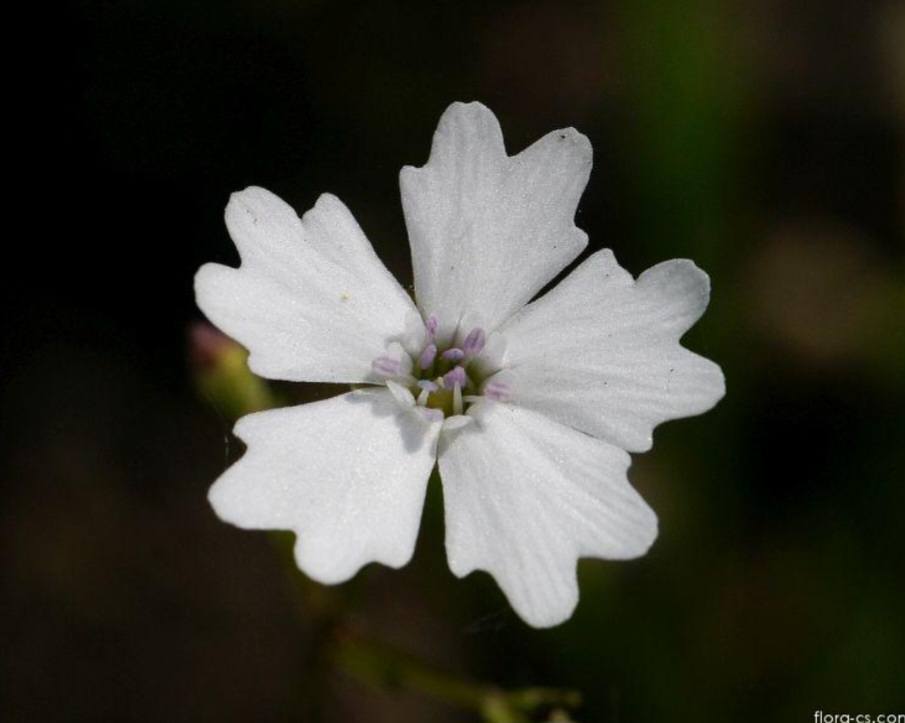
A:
208,390,440,584
400,101,592,335
195,187,417,383
500,250,726,453
438,402,657,628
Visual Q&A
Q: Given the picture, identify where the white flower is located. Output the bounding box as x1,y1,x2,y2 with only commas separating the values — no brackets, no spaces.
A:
195,101,725,628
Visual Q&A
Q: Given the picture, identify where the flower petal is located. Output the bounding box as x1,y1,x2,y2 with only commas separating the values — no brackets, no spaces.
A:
438,402,657,628
500,250,726,452
195,187,418,383
400,101,592,334
209,390,440,584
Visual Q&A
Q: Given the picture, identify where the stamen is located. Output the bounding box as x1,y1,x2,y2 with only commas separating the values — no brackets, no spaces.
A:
419,343,438,369
376,318,508,420
443,365,466,389
452,383,463,415
385,379,415,407
425,314,439,338
462,328,486,356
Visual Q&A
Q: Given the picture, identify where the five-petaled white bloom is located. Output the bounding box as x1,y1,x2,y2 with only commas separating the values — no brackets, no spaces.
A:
195,101,725,628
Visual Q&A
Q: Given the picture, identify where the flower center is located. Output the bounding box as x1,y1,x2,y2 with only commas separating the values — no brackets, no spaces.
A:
370,314,511,422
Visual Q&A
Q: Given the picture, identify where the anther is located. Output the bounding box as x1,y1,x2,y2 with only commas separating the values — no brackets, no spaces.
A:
462,328,486,356
419,343,438,369
441,347,465,362
425,314,439,338
416,380,438,409
443,365,466,389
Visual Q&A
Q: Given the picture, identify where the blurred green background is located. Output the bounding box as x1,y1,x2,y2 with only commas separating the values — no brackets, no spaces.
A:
2,1,903,721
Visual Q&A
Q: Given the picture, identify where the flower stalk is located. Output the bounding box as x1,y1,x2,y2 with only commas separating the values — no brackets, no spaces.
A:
331,627,581,723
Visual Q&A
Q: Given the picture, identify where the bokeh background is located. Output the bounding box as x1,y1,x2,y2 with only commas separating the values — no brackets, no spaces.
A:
3,1,904,721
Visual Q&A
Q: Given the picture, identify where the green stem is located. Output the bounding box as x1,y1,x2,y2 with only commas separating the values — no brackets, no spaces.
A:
331,627,580,723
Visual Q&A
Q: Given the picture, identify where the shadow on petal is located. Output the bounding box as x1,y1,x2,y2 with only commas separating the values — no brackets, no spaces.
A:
344,389,438,455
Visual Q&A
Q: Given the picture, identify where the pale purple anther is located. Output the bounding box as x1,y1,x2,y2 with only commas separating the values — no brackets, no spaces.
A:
462,327,486,357
419,343,438,370
443,365,467,389
483,379,511,402
441,347,465,362
372,356,401,377
417,379,438,392
425,314,439,338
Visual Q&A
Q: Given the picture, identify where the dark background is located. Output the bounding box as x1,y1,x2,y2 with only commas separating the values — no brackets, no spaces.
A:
3,1,903,721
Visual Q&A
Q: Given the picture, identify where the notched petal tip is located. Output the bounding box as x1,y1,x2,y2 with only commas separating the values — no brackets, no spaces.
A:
229,406,277,444
638,258,712,302
610,502,659,560
433,99,506,154
525,591,580,629
313,190,342,207
400,102,505,176
628,352,726,454
583,248,635,286
193,261,229,300
291,536,396,586
712,364,728,402
440,99,498,123
639,509,660,554
205,455,269,532
298,191,342,223
549,126,592,159
684,357,727,418
292,539,358,586
228,184,270,200
223,185,305,260
291,509,421,586
297,549,417,587
206,477,235,525
516,125,593,179
449,565,581,629
225,185,289,223
398,164,420,182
